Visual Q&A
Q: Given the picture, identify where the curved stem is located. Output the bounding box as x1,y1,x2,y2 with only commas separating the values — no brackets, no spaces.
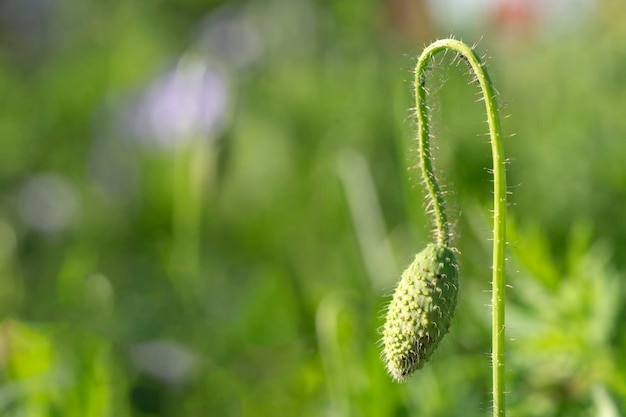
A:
414,39,507,417
415,67,450,246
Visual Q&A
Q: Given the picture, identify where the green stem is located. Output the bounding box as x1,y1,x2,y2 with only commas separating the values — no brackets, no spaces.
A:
414,39,507,417
415,64,449,247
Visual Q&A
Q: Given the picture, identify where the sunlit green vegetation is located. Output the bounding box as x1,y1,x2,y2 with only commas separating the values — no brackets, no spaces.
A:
0,0,625,416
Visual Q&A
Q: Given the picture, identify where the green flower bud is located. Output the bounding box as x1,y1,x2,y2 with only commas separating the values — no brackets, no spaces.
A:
382,243,459,382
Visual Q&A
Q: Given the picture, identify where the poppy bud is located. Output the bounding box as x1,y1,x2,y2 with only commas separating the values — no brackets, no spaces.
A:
382,243,459,382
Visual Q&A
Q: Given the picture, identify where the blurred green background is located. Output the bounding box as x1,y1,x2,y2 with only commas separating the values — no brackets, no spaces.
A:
1,0,625,415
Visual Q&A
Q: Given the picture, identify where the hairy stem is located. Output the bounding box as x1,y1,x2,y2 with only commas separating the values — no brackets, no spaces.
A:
414,39,507,417
415,69,449,246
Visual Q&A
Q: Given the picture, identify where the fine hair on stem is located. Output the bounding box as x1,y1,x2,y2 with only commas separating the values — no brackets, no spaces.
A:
413,38,508,417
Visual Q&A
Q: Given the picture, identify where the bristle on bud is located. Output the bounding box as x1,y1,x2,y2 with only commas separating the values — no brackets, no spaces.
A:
382,243,459,382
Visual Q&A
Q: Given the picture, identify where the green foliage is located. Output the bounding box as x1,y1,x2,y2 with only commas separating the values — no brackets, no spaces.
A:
0,0,625,416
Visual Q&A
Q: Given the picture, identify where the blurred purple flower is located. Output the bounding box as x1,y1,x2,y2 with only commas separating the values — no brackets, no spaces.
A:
121,4,270,150
129,58,230,149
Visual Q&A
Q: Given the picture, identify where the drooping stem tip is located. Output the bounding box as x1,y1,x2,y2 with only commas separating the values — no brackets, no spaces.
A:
414,39,508,417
